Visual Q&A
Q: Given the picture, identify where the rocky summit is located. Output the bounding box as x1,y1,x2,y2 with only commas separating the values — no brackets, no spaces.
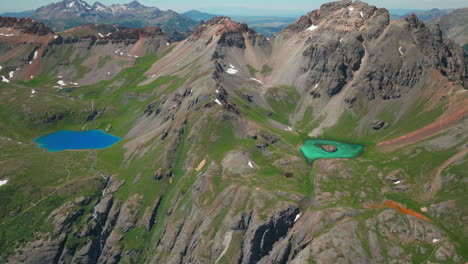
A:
0,0,467,263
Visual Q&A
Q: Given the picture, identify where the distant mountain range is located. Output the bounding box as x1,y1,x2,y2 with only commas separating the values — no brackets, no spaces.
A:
1,0,197,35
389,8,454,21
182,10,218,22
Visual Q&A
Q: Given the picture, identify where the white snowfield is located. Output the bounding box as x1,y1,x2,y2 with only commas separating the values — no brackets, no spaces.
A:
348,7,354,11
1,76,10,83
0,179,7,187
0,33,15,37
95,4,106,11
248,161,254,168
360,11,364,18
250,78,263,84
9,71,14,79
226,64,238,75
294,213,301,222
399,46,404,56
57,80,66,86
98,33,104,38
214,99,223,106
33,50,38,60
307,25,318,31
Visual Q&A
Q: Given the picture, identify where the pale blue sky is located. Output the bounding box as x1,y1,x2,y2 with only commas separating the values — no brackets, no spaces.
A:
1,0,467,16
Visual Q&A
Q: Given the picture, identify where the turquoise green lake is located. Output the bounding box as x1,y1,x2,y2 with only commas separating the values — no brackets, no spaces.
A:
300,139,364,163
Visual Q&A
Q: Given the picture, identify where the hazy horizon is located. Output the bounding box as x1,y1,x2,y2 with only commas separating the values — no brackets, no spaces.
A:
1,0,467,17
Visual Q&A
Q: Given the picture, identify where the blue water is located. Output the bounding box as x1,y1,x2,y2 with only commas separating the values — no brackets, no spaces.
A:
35,130,121,152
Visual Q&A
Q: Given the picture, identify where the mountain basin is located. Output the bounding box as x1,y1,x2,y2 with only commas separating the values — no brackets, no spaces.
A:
35,129,121,152
300,139,364,163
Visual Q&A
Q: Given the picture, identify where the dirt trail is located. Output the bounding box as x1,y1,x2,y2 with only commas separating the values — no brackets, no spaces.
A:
0,159,71,227
0,152,105,227
423,148,468,200
365,200,432,222
377,105,468,150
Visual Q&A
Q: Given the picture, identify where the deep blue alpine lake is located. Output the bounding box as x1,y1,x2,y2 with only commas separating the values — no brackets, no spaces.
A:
35,130,121,152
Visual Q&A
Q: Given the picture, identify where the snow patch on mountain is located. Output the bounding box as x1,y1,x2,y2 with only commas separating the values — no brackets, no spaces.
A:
226,64,238,75
307,25,318,31
250,78,263,84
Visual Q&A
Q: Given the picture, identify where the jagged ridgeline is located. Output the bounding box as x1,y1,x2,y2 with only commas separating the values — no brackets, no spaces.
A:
0,0,467,263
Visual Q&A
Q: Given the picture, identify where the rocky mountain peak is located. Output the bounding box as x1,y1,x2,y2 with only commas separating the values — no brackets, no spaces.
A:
192,17,251,39
284,0,385,32
405,13,426,29
63,0,92,11
126,0,143,8
91,1,108,11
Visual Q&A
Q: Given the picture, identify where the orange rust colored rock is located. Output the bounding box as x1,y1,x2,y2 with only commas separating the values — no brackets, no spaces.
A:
364,200,432,222
377,105,468,150
383,200,432,222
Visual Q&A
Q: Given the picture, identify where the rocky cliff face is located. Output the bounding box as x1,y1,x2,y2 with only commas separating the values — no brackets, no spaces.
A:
1,1,467,264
